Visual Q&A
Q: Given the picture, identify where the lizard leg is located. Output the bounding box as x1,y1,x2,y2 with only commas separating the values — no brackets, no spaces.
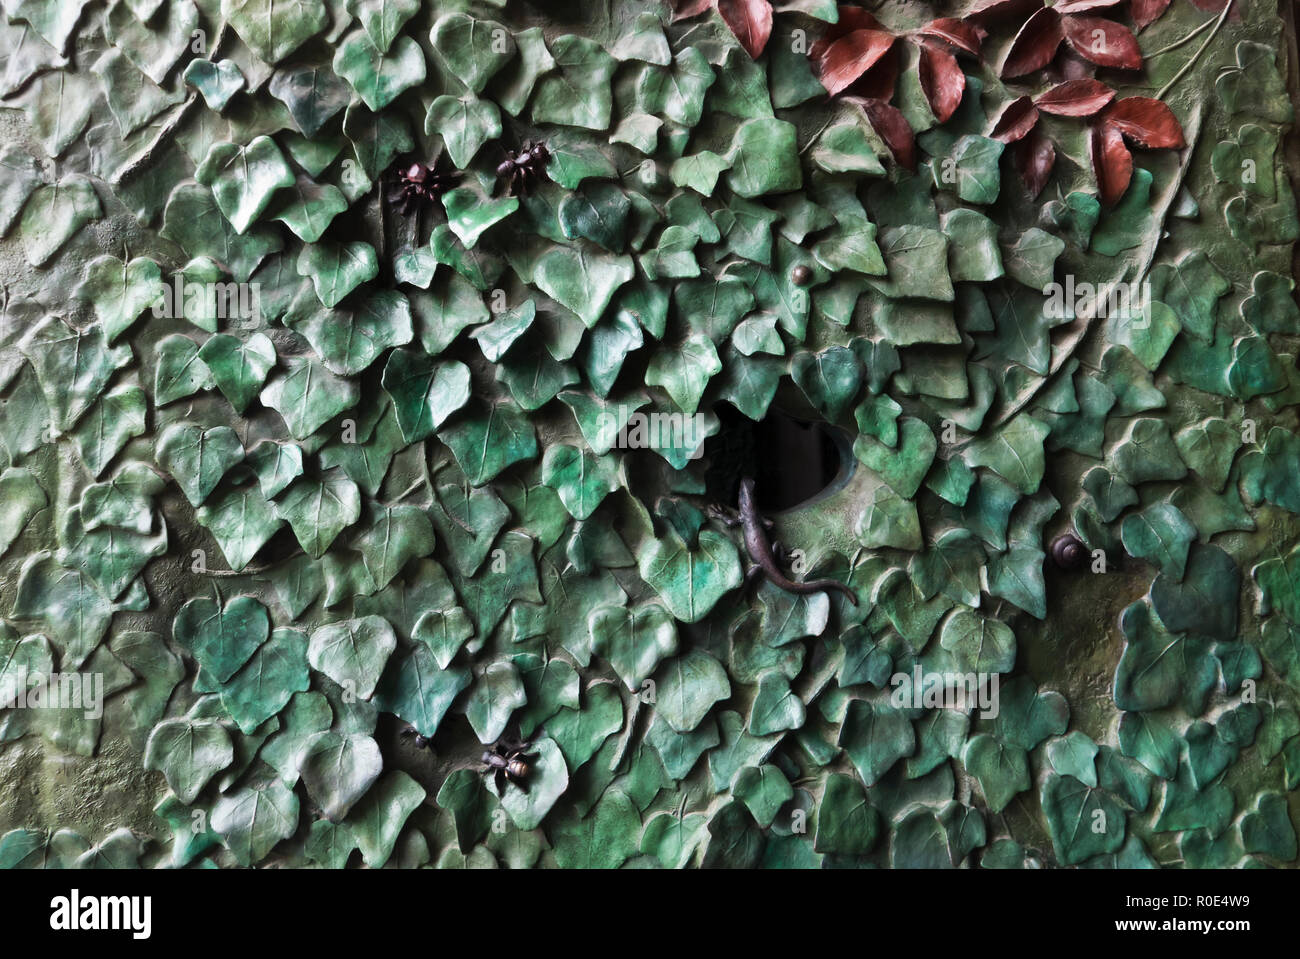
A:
745,564,764,587
707,503,741,528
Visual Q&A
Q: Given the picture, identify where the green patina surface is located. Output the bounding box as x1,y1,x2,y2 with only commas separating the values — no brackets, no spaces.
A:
0,0,1296,868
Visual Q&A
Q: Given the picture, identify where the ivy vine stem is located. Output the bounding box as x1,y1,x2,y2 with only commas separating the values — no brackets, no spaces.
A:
1155,0,1236,101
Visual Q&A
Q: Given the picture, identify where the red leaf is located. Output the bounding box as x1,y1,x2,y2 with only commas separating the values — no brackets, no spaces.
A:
1000,7,1063,78
990,96,1039,142
1053,0,1124,12
854,46,900,101
1129,0,1173,30
818,29,897,97
916,18,982,56
1092,122,1132,206
717,0,773,58
809,6,885,60
1061,15,1141,69
671,0,715,21
1034,77,1116,116
1103,97,1185,148
863,99,915,171
1015,132,1056,197
917,40,965,123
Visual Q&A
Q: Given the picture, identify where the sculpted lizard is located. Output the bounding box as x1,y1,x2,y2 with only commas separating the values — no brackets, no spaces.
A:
715,476,859,606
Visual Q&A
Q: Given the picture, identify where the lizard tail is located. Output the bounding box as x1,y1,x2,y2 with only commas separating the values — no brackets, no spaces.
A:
807,579,859,606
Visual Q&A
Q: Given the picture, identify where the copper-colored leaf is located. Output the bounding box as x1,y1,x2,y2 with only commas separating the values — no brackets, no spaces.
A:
855,46,900,101
809,6,885,60
818,29,897,97
1061,15,1141,69
1103,97,1185,148
717,0,773,58
1034,78,1115,116
1092,122,1132,206
990,96,1039,142
1129,0,1174,29
671,0,715,20
917,40,965,123
863,98,915,171
916,18,982,56
1000,7,1063,78
1015,132,1056,197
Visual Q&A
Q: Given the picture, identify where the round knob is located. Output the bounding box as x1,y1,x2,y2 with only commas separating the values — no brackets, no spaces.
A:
791,264,813,286
1050,534,1086,570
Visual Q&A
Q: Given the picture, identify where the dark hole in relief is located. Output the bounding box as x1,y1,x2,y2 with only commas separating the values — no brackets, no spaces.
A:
705,405,852,513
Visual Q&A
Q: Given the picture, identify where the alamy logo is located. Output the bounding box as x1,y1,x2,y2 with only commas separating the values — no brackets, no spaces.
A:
595,405,707,459
0,669,103,719
1042,275,1150,325
889,667,1001,719
152,276,262,326
49,890,151,939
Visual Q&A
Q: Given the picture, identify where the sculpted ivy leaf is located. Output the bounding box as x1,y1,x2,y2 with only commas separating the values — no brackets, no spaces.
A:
271,178,348,243
465,661,526,744
654,649,731,732
104,0,197,84
156,422,245,508
268,65,351,137
533,246,634,328
342,769,424,866
333,31,426,111
183,58,246,111
1040,773,1125,865
588,602,678,691
196,484,283,572
541,443,620,520
353,504,435,589
412,607,475,669
748,671,805,736
558,183,630,253
20,69,92,158
425,94,501,168
530,35,615,129
154,334,212,406
439,398,538,486
1119,503,1196,580
373,643,471,737
198,332,276,414
297,732,383,821
963,734,1030,813
346,0,418,52
70,385,145,479
0,145,42,236
297,240,379,308
217,627,309,733
21,316,131,435
289,288,412,375
429,12,514,94
55,500,166,600
211,773,300,866
144,718,234,803
260,353,360,440
839,696,915,787
640,529,742,625
646,332,722,415
1241,792,1298,861
308,616,396,700
0,468,43,560
726,117,801,197
162,183,283,282
986,545,1047,619
498,736,568,830
20,175,101,266
962,414,1049,495
1149,544,1239,641
276,473,361,559
939,607,1015,674
854,416,937,498
442,184,518,249
641,809,708,867
196,138,295,235
222,0,328,63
